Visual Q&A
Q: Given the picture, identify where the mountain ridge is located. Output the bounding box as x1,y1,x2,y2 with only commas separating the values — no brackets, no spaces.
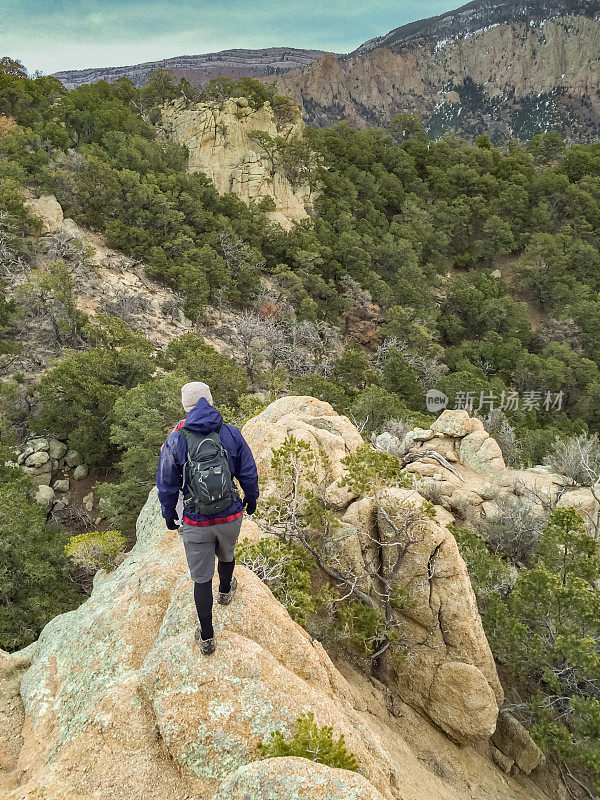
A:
349,0,600,56
52,47,328,90
274,2,600,141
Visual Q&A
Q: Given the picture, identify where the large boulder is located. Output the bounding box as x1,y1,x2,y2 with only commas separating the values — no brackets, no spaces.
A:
492,711,546,775
23,195,63,234
214,757,386,800
431,410,483,438
242,396,363,494
350,488,502,743
47,439,68,461
3,491,400,799
34,485,55,507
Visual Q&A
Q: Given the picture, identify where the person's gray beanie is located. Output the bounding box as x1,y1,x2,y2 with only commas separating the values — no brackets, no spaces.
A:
181,382,213,412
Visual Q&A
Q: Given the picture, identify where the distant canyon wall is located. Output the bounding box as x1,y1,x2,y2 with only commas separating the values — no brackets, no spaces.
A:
274,15,600,141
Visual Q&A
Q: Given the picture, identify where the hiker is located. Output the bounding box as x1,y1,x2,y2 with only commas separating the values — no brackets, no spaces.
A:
156,381,259,655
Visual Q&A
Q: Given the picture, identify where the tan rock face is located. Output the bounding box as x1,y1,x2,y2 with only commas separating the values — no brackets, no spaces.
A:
160,98,317,230
241,395,364,490
428,662,499,743
243,398,502,745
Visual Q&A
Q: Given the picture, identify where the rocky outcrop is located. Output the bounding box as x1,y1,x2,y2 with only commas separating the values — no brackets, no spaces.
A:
15,436,90,511
1,398,562,800
160,97,317,229
214,757,387,800
241,397,503,744
375,408,600,529
274,5,600,141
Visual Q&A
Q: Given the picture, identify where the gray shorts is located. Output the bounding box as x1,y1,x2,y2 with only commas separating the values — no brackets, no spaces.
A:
180,515,243,583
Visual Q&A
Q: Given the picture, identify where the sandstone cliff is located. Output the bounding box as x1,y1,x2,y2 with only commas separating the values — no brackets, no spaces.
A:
274,5,600,141
160,97,317,229
0,398,563,800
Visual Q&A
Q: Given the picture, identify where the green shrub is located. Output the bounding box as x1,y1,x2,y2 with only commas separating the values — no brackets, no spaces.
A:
258,712,359,772
350,386,428,433
236,537,321,627
338,601,390,656
33,339,154,466
97,375,186,531
341,444,412,497
462,507,600,788
452,525,516,603
159,333,248,407
65,530,125,574
0,464,83,651
289,375,351,413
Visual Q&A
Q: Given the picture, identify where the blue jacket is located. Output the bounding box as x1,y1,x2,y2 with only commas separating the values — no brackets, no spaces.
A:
156,398,259,524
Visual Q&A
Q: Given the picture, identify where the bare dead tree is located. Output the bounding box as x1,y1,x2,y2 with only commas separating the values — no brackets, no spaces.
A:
547,434,600,538
376,336,447,388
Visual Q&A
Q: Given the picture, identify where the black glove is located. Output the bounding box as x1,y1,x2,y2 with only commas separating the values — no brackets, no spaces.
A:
165,517,179,530
243,496,257,516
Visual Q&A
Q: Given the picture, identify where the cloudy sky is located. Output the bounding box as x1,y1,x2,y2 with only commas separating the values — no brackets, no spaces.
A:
5,0,459,75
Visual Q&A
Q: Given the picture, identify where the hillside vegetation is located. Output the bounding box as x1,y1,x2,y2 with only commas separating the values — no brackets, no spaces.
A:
2,61,600,794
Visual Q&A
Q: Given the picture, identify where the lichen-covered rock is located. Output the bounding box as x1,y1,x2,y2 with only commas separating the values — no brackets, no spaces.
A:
34,485,55,507
64,449,81,468
0,651,25,796
557,487,599,519
214,757,387,800
459,433,505,478
431,410,482,438
24,451,50,469
47,439,68,460
73,464,89,480
5,491,397,799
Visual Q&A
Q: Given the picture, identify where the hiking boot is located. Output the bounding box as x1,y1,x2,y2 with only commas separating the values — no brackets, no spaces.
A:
217,576,238,606
194,626,216,655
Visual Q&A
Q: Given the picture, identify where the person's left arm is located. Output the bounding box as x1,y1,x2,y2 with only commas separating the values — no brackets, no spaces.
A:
229,427,259,513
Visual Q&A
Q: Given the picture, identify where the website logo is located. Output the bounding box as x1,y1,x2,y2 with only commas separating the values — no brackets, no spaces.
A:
425,389,449,413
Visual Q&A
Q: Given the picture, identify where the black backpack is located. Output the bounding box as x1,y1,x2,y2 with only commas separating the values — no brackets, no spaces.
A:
180,427,238,515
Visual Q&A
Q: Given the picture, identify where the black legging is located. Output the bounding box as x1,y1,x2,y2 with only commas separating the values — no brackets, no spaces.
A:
194,559,235,641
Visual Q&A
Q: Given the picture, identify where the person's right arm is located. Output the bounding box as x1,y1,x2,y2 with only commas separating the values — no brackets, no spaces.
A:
156,434,184,528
